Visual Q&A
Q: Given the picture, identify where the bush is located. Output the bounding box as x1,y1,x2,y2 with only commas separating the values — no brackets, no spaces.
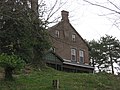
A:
0,53,25,80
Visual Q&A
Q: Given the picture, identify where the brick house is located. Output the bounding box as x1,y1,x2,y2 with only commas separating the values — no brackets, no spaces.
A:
45,10,94,73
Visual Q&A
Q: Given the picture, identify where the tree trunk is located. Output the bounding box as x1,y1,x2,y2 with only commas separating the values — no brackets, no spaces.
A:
31,0,39,27
4,67,14,80
110,56,114,74
92,59,95,67
97,65,101,72
31,0,38,17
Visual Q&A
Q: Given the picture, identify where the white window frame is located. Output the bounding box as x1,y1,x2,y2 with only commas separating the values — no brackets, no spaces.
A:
79,50,84,64
55,30,60,38
71,48,76,61
72,34,76,41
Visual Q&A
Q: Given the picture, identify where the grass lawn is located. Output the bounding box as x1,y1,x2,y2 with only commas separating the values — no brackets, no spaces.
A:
0,67,120,90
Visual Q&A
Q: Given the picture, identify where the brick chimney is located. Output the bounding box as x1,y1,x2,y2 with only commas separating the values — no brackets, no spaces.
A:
61,10,69,22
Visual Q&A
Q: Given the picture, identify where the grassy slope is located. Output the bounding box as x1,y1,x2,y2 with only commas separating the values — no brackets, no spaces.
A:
0,68,120,90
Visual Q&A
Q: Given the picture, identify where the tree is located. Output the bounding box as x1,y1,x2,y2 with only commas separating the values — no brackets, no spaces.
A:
88,35,120,74
0,0,50,70
29,0,68,67
88,40,107,72
83,0,120,29
0,53,25,80
0,0,67,72
38,0,68,24
99,35,120,74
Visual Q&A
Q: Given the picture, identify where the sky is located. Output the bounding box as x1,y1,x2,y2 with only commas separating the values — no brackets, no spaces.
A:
43,0,120,41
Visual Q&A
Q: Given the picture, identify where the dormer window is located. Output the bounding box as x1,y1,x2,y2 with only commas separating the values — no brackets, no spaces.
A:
55,30,60,38
72,34,76,41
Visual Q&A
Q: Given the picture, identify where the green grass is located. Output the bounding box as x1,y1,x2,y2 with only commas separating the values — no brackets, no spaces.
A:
0,68,120,90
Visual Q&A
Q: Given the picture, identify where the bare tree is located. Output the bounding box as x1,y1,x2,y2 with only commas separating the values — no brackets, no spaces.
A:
83,0,120,30
30,0,68,25
45,0,68,22
31,0,39,16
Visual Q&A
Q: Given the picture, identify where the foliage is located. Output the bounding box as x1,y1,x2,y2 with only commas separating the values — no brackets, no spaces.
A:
0,68,120,90
0,53,25,69
88,40,106,71
0,0,50,66
100,35,120,73
0,53,25,80
88,35,120,73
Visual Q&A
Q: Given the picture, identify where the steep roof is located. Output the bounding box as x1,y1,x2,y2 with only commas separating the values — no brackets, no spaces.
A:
69,23,89,48
48,10,89,48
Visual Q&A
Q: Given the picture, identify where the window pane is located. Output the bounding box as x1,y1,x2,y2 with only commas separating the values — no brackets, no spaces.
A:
72,55,75,61
79,50,83,57
55,30,59,37
79,50,84,64
71,49,76,61
71,49,76,55
72,34,75,41
80,57,84,64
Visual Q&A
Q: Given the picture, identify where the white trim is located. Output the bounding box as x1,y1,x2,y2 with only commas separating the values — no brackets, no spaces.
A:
55,30,60,38
79,50,84,64
71,48,76,61
77,62,79,64
72,34,76,41
63,62,94,69
79,50,84,57
85,63,89,65
63,59,71,62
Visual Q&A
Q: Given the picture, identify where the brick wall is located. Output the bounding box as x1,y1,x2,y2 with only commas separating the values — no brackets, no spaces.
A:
48,10,89,64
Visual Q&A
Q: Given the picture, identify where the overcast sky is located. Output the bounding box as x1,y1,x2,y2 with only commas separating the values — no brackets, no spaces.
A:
43,0,120,41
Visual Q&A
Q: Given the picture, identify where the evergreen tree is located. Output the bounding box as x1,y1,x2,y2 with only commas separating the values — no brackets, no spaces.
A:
88,35,120,74
0,0,50,80
99,35,120,74
89,40,107,72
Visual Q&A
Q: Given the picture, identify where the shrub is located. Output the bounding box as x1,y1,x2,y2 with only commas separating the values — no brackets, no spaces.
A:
0,53,25,80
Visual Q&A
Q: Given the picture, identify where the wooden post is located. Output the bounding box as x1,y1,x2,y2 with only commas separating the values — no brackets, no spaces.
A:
53,79,60,90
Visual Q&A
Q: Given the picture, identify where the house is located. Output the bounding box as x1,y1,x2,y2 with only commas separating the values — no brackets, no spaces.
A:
45,10,94,73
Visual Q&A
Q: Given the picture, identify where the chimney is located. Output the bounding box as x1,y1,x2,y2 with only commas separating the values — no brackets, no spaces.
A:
61,10,69,22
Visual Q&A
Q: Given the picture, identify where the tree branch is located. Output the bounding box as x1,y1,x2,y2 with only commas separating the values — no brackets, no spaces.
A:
107,0,120,11
83,0,120,14
46,0,68,21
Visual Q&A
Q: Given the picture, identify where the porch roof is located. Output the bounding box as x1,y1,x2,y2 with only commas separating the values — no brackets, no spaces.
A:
63,62,94,69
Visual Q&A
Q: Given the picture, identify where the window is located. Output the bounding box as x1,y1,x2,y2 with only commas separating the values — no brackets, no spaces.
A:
72,34,76,41
53,47,55,52
71,49,76,61
79,50,84,64
49,47,55,52
55,30,60,38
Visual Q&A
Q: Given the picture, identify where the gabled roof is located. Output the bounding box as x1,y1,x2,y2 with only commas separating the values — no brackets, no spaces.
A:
48,10,89,48
48,20,89,48
69,22,89,48
45,50,64,62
